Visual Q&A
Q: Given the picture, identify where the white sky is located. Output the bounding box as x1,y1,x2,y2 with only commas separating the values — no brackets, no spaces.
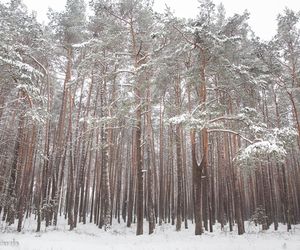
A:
1,0,300,40
156,0,300,40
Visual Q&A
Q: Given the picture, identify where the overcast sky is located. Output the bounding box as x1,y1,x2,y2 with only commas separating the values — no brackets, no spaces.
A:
2,0,300,40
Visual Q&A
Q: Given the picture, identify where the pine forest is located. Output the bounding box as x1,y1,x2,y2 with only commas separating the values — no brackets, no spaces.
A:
1,0,300,238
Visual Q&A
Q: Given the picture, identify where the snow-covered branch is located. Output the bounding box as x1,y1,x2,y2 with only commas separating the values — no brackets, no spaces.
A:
207,129,253,144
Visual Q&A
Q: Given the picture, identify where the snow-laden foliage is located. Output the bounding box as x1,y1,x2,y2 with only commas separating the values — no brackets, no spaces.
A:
235,127,298,168
0,1,49,127
168,111,209,130
24,107,48,125
236,140,286,165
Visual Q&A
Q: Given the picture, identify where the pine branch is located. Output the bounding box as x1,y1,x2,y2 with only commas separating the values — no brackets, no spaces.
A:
172,25,201,49
207,128,253,144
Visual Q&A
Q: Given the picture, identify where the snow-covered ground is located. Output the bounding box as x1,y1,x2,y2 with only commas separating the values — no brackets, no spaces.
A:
1,217,300,250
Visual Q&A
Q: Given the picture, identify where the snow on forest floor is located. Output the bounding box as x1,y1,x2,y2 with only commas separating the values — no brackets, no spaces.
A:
1,217,300,250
